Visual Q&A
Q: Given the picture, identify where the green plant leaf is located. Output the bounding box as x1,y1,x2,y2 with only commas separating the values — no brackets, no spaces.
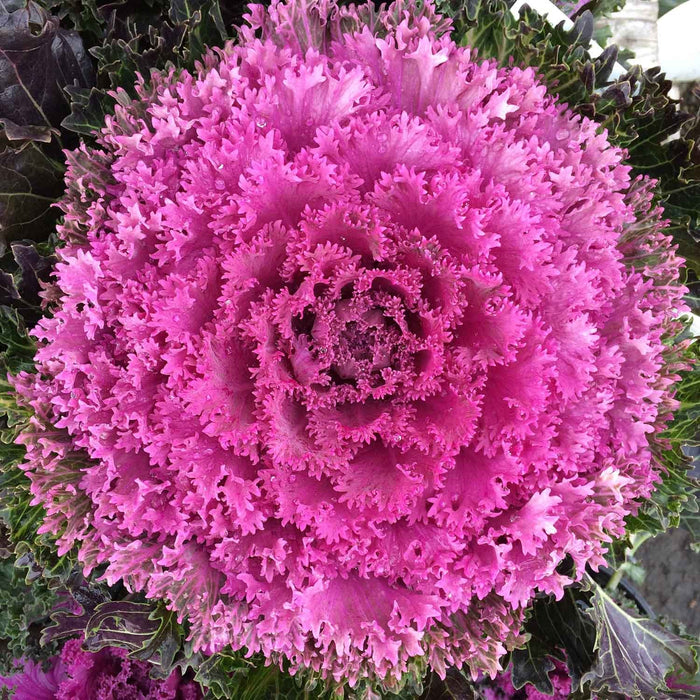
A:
195,652,285,700
61,84,108,136
55,1,241,143
80,600,183,674
509,638,559,695
37,0,127,48
0,266,82,589
511,586,596,693
0,240,57,325
417,668,478,699
0,553,59,675
626,337,700,537
0,138,64,246
0,306,35,374
582,576,700,698
188,647,344,700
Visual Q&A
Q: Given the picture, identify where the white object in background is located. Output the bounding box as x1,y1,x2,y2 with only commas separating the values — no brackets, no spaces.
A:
510,0,627,79
658,0,700,81
688,312,700,338
510,0,576,31
606,0,659,70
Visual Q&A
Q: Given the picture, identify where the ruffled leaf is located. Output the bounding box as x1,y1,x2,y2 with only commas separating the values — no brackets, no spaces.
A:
416,668,478,699
6,1,691,694
57,0,241,142
0,554,59,675
0,265,78,587
192,648,336,700
82,600,183,675
443,0,700,281
0,241,57,325
627,338,700,537
0,1,93,129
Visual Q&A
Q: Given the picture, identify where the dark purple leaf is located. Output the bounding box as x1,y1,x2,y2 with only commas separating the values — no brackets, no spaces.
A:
420,669,479,699
12,241,56,301
0,118,54,143
0,139,63,246
0,0,94,130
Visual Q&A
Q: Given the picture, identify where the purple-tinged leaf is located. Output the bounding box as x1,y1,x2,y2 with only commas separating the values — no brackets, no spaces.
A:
582,577,700,699
0,118,54,143
82,600,183,675
12,241,57,302
0,1,94,130
0,140,63,246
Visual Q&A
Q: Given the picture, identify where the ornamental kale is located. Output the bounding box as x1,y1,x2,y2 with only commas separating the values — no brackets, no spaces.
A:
8,0,688,690
0,638,201,699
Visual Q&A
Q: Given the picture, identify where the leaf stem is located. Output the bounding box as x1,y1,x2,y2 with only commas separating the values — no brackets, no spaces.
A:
606,531,653,592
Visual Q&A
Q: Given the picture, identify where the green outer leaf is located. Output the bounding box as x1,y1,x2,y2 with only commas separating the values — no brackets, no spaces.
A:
509,638,558,695
582,576,700,698
0,308,34,376
38,0,128,49
417,668,479,699
81,600,183,674
0,554,59,675
0,274,79,587
626,337,700,538
58,0,238,142
0,240,57,326
195,653,281,700
192,648,341,700
511,586,596,693
0,138,64,247
169,0,227,39
61,85,108,136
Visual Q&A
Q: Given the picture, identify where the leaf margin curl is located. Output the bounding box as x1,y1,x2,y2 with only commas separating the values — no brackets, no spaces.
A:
581,573,700,699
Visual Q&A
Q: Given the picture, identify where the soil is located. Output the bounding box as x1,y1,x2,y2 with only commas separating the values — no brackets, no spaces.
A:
638,527,700,634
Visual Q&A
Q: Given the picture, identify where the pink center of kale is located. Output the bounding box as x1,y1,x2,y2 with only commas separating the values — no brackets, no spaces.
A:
286,277,431,401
